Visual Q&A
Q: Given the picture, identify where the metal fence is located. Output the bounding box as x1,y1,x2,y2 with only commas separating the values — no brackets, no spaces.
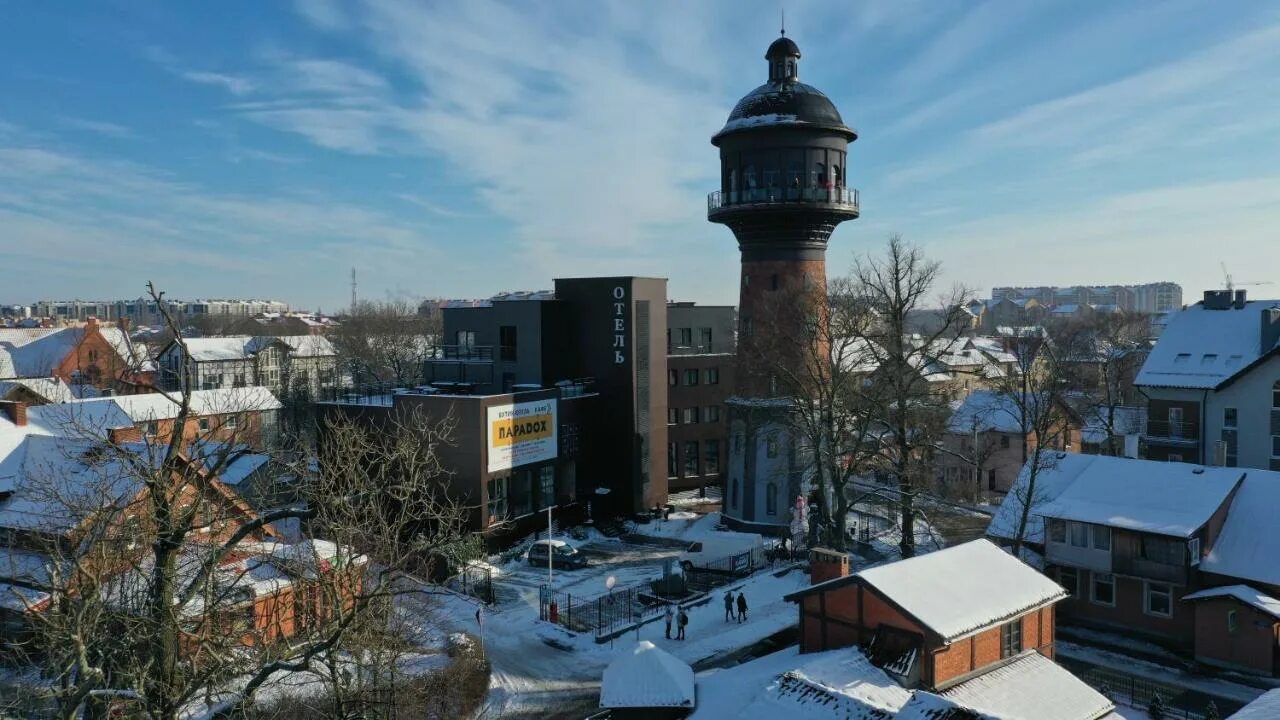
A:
1068,664,1235,720
448,562,495,605
538,543,800,636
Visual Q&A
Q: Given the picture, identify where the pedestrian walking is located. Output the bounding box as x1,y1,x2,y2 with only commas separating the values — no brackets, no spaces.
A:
664,605,674,639
677,608,688,640
723,590,734,622
736,592,748,623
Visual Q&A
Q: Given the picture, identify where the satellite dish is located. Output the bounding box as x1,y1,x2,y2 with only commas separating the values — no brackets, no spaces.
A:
606,575,617,590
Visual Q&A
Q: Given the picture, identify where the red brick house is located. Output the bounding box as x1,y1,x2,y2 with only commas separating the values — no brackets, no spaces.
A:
786,540,1070,691
0,319,153,392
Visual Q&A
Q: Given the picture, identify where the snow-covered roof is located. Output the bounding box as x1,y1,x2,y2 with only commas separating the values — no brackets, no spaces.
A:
1033,455,1241,537
987,453,1095,545
0,377,80,404
1231,688,1280,719
0,326,146,380
940,651,1114,720
1079,405,1145,444
1201,469,1280,586
1184,585,1280,619
1135,299,1280,389
27,387,282,437
947,390,1028,434
600,640,694,709
854,539,1066,643
0,435,146,532
213,451,270,486
170,335,336,362
690,645,912,720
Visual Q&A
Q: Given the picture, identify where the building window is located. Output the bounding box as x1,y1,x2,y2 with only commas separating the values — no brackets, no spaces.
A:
1000,620,1023,658
704,440,719,474
1059,567,1079,597
730,478,739,508
699,328,713,350
683,441,699,477
499,326,518,361
1092,525,1111,551
667,443,677,479
1091,572,1116,606
769,374,778,395
1227,609,1238,633
682,408,698,424
1223,408,1237,428
1140,535,1183,565
456,330,476,353
669,369,678,386
685,369,699,386
487,477,508,523
1274,380,1280,409
998,617,1018,655
765,433,779,458
225,416,238,430
679,328,693,346
706,367,720,385
1188,537,1201,567
704,406,720,423
1048,519,1066,543
742,316,752,337
766,483,777,515
1273,435,1280,458
145,421,158,436
1068,521,1088,548
1144,582,1173,617
733,433,743,455
198,418,210,432
668,408,678,425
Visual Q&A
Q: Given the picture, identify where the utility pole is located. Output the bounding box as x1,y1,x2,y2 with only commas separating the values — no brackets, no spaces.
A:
350,267,358,312
547,502,554,586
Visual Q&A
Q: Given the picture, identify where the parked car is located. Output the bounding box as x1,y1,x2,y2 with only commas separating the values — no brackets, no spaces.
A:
527,539,589,570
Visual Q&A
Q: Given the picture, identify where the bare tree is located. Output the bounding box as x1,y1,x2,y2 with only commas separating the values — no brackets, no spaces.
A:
0,284,474,720
853,237,971,558
1054,312,1150,456
331,300,439,387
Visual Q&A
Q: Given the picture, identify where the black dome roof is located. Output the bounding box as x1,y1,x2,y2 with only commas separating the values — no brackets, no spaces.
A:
715,81,853,140
766,36,800,60
713,34,855,142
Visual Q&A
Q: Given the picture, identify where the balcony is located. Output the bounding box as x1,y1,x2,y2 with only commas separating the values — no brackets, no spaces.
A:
1143,420,1199,446
707,187,860,221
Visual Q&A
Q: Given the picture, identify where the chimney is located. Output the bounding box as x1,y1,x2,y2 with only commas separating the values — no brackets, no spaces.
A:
108,426,142,444
0,400,28,427
1262,306,1280,355
809,547,850,585
1233,289,1247,309
1203,290,1232,310
85,316,99,329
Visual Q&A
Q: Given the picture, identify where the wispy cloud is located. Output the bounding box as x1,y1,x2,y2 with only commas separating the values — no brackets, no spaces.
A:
56,116,134,139
181,71,255,96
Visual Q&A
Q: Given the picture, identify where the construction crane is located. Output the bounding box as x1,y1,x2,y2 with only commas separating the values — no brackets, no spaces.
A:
1221,262,1273,293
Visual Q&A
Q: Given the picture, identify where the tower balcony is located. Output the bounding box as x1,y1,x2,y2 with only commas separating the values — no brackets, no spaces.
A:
707,187,860,221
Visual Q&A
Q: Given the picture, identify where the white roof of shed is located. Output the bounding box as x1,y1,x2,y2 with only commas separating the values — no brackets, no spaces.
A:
1184,585,1280,619
1136,300,1280,389
855,539,1065,643
941,651,1115,720
599,640,694,709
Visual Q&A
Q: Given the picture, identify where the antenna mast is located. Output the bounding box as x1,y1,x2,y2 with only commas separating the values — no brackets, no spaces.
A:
350,267,358,311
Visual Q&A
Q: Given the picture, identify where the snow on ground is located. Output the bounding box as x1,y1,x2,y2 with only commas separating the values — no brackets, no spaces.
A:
406,535,811,719
1109,704,1153,719
1058,641,1266,705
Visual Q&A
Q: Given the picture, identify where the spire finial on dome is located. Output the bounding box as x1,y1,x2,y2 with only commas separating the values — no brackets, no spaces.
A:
780,8,785,36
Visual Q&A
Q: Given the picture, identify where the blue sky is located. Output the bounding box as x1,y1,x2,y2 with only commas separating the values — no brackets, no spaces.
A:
2,0,1280,311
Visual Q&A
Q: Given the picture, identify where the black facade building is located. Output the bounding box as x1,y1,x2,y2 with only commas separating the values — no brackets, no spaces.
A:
421,276,669,518
709,34,860,531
